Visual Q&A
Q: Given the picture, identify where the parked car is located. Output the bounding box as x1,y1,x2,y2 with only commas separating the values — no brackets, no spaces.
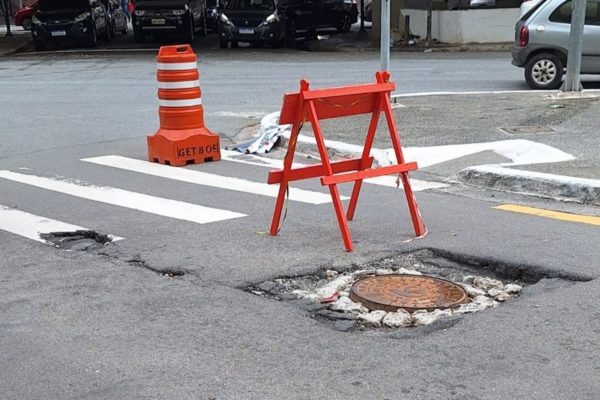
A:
206,0,220,31
218,0,358,48
104,0,129,36
14,1,39,30
31,0,112,50
512,0,600,89
132,0,208,43
520,0,542,16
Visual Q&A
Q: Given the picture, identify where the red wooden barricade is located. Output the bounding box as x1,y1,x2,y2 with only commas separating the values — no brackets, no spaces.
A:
267,71,426,251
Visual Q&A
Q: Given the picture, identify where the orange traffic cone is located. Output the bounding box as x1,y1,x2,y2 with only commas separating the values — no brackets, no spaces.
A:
147,45,221,166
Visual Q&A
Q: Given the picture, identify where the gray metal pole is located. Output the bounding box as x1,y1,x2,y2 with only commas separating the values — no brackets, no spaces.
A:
380,0,390,71
562,0,586,91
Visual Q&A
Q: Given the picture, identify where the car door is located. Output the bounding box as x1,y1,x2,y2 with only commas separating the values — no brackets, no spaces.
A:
582,0,600,72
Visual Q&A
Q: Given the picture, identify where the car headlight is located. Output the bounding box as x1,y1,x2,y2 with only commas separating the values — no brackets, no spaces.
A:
74,11,91,23
220,13,234,26
32,15,41,25
134,9,145,16
172,9,186,16
259,13,278,26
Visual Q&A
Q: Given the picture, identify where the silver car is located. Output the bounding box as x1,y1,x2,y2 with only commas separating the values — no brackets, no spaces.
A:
512,0,600,89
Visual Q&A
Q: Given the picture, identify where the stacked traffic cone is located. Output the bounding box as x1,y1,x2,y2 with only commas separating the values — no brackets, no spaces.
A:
147,44,221,166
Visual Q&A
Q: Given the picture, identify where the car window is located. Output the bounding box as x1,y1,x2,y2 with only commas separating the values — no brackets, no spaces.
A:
38,0,90,11
225,0,274,10
520,0,548,21
549,0,600,25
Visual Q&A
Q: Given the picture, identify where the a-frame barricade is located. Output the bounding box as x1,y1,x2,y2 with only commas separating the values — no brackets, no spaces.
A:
267,71,426,251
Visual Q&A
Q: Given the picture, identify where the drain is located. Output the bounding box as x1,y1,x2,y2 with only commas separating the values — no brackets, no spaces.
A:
350,274,468,313
40,230,114,251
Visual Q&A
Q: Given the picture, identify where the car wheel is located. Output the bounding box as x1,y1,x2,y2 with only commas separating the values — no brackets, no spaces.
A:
284,18,296,48
134,29,145,43
199,12,208,37
89,27,98,47
337,12,352,33
525,53,564,90
22,17,33,30
185,19,195,44
34,41,46,51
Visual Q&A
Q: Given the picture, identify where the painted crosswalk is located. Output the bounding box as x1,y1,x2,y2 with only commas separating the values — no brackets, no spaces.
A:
81,155,340,204
0,170,246,225
0,151,446,246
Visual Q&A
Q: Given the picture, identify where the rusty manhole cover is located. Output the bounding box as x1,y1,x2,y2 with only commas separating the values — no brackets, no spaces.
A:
349,274,468,312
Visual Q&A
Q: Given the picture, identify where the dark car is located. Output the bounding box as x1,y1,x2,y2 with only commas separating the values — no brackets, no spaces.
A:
206,0,220,31
218,0,358,48
103,0,129,36
132,0,208,43
32,0,111,50
15,1,39,30
218,0,290,48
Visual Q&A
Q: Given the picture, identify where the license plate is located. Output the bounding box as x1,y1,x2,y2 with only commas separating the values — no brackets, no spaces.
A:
239,28,254,34
151,18,166,25
51,30,66,37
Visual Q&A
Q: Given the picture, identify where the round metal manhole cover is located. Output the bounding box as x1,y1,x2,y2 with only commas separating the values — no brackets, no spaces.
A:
349,274,468,312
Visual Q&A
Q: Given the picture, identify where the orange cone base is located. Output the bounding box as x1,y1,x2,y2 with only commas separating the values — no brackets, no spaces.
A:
147,127,221,167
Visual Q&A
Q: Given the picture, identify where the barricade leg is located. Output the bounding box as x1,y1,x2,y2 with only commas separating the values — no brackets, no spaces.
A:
308,101,353,251
382,93,427,236
346,101,383,221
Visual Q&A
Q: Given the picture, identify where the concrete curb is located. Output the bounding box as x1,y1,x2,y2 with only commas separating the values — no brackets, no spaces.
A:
456,166,600,206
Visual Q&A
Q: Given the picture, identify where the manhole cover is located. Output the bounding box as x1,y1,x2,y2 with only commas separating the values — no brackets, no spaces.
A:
349,274,468,312
499,126,555,135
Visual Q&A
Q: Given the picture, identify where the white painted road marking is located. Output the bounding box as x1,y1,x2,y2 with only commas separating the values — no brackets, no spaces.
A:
220,150,449,191
81,155,339,204
0,205,123,245
0,171,246,225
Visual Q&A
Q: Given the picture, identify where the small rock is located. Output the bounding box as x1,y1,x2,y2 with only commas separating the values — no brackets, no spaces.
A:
454,302,487,314
258,281,277,293
315,275,354,297
487,288,503,297
473,295,497,308
334,320,356,332
472,277,504,291
376,269,394,275
316,310,357,320
382,309,413,328
319,289,339,303
460,283,486,297
503,283,523,294
412,309,453,326
325,270,339,278
396,268,422,275
292,290,319,302
330,296,368,313
358,310,387,327
462,275,475,284
251,290,264,296
494,292,512,302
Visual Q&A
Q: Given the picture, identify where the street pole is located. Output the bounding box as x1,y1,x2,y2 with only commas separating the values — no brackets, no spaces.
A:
426,0,432,46
380,0,390,71
562,0,585,91
359,0,365,33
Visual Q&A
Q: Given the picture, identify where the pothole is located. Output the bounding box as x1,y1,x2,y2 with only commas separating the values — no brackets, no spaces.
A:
244,249,578,332
40,230,115,251
126,256,186,277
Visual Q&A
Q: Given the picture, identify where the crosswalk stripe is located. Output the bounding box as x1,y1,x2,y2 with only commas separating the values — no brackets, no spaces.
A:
81,155,339,204
220,150,449,191
0,171,246,225
0,205,123,244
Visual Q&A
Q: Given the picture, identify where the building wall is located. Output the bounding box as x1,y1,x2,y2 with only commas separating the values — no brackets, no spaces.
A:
372,0,520,44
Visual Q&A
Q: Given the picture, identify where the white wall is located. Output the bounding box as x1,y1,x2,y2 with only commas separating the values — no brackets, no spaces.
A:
399,8,520,43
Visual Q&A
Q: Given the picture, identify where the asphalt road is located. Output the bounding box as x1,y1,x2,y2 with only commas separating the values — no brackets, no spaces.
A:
1,45,600,399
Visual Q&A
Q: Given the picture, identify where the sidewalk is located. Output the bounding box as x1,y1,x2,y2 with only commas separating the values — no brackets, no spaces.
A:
0,24,31,56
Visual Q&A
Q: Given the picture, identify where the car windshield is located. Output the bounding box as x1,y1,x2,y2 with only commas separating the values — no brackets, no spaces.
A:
38,0,90,11
225,0,274,11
